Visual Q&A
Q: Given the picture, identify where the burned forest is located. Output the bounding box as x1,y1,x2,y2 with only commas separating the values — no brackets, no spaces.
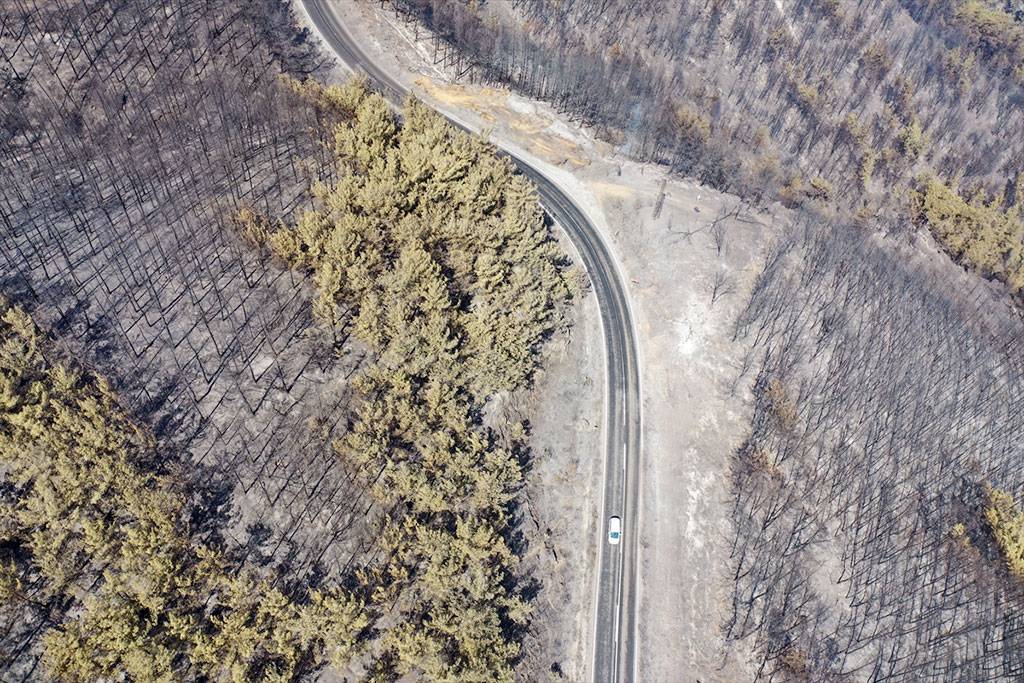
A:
727,220,1024,679
5,0,1024,680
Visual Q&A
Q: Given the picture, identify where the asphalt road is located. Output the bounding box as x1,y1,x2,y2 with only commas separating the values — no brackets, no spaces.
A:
300,3,642,680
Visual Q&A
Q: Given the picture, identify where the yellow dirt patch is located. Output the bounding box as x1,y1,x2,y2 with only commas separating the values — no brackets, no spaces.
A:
414,77,507,122
413,77,590,168
509,116,546,136
589,180,636,201
532,136,590,169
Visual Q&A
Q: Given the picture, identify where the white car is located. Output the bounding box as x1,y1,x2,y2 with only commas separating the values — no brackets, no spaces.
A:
608,516,622,545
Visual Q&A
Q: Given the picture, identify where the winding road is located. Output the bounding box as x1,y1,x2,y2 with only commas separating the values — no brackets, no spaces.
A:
300,3,642,680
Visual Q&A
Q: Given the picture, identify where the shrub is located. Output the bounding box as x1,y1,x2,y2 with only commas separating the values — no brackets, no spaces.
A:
674,106,712,149
861,40,892,79
780,174,805,207
809,176,834,200
859,149,878,189
766,377,799,432
898,119,925,160
779,645,810,677
766,27,790,58
745,446,783,479
985,487,1024,578
841,113,868,147
943,47,978,93
795,81,819,111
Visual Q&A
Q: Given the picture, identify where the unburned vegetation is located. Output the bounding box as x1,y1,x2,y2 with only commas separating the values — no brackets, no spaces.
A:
912,174,1024,292
238,78,572,680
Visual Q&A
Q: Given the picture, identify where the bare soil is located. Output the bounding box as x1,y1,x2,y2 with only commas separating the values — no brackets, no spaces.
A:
514,281,604,682
588,169,772,682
